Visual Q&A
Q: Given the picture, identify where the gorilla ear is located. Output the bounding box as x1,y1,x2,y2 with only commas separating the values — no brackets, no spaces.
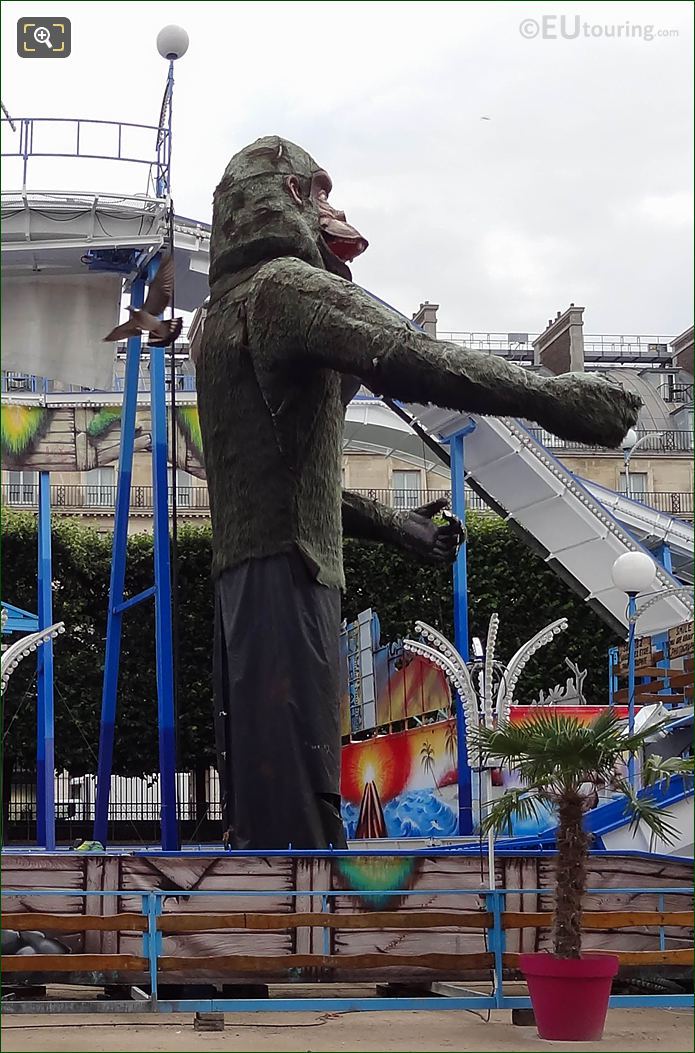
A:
284,175,304,207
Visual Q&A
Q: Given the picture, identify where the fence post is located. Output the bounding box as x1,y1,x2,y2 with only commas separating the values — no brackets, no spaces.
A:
486,890,506,1009
658,893,666,952
321,894,331,957
145,892,161,1003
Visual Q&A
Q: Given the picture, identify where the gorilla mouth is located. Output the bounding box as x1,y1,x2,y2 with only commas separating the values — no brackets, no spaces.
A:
321,231,369,263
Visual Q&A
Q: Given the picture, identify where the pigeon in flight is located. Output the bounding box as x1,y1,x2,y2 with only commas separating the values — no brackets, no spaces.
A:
103,255,183,346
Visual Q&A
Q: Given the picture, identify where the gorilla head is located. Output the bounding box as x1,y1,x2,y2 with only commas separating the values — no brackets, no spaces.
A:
209,135,368,288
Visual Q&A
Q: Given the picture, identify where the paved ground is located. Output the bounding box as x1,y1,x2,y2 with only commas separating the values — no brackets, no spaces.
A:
2,1008,692,1052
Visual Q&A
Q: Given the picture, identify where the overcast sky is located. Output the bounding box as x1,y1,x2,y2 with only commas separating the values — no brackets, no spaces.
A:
2,1,693,337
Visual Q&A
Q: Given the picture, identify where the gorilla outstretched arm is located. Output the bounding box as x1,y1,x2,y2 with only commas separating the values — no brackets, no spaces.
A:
342,491,462,563
246,257,640,448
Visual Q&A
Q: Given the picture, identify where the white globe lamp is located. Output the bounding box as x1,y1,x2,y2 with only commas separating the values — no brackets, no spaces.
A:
621,427,638,452
156,25,189,60
611,552,656,595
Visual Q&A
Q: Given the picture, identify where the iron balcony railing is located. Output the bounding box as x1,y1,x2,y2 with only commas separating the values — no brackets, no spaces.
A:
522,427,694,453
437,331,676,363
3,484,694,519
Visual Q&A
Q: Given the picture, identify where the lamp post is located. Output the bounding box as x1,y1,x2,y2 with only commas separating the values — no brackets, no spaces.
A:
611,552,657,784
154,23,188,849
155,25,189,197
621,427,663,501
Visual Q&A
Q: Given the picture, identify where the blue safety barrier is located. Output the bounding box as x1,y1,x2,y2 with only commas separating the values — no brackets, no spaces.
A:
2,881,692,1015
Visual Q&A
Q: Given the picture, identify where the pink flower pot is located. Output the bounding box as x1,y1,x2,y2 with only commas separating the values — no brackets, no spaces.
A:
519,952,620,1041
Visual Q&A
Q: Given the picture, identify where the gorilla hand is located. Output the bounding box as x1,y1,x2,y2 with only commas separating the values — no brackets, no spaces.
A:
398,498,465,564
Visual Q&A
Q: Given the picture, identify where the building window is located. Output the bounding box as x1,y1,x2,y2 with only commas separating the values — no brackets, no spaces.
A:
6,470,38,505
619,471,648,496
392,470,422,510
84,467,115,507
168,468,192,507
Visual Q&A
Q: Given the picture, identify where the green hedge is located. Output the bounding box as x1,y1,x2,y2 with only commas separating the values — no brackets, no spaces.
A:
1,511,617,775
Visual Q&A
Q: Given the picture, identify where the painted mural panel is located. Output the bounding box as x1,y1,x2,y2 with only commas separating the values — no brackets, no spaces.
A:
0,401,205,476
341,719,459,840
341,704,638,842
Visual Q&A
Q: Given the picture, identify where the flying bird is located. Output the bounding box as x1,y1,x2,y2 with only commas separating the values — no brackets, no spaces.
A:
103,255,183,346
480,116,492,121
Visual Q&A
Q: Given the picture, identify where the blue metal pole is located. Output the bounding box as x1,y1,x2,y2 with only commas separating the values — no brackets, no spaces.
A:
150,340,179,850
450,433,470,662
450,430,473,834
627,592,637,786
93,279,145,846
608,646,619,705
656,543,673,575
36,471,55,850
454,692,471,836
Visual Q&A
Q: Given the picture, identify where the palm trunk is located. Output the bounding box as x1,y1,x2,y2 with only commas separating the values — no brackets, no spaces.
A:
553,791,589,958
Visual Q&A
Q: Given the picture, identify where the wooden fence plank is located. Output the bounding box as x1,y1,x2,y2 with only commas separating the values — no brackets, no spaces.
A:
1,954,147,973
158,952,493,974
2,913,148,933
503,949,693,968
158,911,490,933
502,910,694,930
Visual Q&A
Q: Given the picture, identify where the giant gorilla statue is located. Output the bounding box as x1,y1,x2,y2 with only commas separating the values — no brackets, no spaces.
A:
195,136,640,850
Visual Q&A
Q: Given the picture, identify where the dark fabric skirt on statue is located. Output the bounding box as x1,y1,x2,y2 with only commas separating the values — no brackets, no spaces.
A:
213,549,347,850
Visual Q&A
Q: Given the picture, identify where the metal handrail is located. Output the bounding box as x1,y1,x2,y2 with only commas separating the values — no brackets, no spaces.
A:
0,882,692,1015
1,115,169,196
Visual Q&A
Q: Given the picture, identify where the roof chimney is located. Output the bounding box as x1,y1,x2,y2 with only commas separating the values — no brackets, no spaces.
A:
412,302,439,338
533,305,585,374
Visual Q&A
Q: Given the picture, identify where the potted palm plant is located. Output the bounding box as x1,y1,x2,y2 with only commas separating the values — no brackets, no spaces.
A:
472,709,692,1042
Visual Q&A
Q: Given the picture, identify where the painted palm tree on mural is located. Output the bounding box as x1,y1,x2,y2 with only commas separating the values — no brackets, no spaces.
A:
444,721,457,768
420,740,438,793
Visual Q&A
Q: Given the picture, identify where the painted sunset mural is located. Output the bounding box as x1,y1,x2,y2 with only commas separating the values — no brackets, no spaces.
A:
341,719,459,839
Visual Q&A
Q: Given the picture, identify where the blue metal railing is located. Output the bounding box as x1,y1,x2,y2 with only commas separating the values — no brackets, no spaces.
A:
2,881,692,1015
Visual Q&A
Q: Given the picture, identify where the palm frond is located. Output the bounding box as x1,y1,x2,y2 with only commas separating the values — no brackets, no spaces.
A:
480,784,550,837
641,753,694,791
616,779,682,845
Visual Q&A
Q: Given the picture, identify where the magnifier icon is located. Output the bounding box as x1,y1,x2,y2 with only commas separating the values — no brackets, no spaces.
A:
34,26,53,48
